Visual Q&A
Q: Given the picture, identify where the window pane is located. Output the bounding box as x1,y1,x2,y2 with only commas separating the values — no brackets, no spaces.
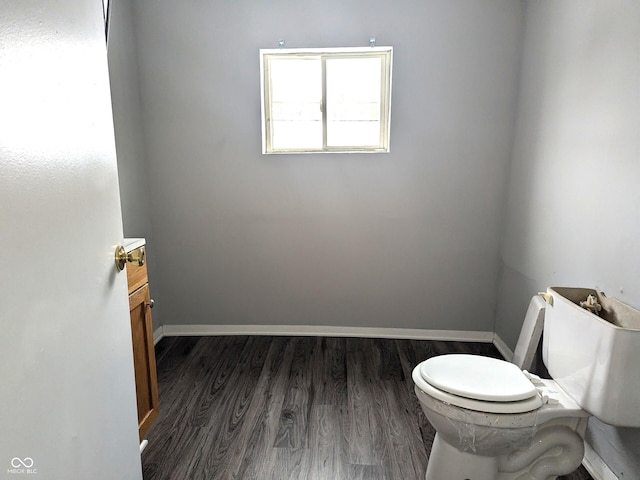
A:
269,57,322,150
326,57,382,147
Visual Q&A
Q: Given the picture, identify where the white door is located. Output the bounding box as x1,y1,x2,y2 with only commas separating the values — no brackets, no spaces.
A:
0,0,143,479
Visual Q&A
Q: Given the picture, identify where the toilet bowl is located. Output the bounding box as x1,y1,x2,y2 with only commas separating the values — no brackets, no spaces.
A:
412,356,588,479
412,288,640,480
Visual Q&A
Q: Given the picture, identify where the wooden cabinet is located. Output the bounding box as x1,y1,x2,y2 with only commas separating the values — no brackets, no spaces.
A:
126,247,159,441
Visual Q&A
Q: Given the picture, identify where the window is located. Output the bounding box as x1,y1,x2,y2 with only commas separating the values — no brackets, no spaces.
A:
260,47,393,154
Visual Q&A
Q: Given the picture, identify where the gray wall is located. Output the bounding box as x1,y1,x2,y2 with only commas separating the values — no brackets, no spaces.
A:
495,0,640,476
107,0,161,329
130,0,524,330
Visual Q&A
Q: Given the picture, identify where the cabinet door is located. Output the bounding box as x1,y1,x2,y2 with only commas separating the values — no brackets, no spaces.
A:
129,283,159,440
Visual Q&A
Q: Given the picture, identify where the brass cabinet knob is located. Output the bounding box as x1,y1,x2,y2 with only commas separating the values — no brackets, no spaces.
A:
115,245,146,271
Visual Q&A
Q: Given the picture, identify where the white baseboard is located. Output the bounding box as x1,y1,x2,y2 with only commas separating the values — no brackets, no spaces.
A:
583,441,619,480
492,333,514,361
153,326,164,345
158,324,494,342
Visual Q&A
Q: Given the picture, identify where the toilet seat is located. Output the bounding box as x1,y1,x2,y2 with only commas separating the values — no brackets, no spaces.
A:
416,354,543,414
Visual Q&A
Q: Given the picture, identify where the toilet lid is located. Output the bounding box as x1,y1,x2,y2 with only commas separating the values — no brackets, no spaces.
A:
419,354,538,402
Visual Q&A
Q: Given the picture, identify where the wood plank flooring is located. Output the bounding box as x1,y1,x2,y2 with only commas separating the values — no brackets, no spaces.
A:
142,336,594,480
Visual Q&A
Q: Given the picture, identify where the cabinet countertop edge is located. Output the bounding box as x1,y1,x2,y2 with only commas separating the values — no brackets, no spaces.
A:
124,237,145,253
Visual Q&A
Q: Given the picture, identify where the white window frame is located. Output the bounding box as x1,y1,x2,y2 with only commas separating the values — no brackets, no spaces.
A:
260,46,393,154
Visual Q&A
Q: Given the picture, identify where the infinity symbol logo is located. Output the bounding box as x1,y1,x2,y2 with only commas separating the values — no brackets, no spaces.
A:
11,457,34,468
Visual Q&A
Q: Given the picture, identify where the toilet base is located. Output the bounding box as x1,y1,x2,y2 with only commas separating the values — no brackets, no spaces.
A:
425,424,586,480
426,434,497,480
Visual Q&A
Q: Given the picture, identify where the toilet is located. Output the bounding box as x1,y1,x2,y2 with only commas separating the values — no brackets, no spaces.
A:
412,287,640,480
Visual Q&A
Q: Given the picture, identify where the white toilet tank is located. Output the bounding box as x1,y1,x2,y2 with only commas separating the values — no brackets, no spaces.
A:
542,286,640,427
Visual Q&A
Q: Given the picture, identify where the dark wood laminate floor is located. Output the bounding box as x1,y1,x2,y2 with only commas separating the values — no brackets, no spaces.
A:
142,336,594,480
